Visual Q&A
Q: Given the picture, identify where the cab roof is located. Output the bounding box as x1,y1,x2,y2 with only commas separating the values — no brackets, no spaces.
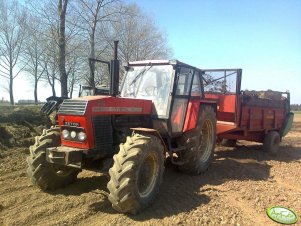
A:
127,59,203,71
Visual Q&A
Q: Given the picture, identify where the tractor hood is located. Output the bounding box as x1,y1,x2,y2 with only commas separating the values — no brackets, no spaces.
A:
57,95,152,116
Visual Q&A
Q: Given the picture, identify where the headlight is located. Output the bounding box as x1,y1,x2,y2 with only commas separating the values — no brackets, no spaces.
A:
62,129,69,139
78,131,87,141
70,131,77,139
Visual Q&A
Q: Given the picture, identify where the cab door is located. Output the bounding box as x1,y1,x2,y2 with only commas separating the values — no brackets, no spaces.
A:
170,67,194,136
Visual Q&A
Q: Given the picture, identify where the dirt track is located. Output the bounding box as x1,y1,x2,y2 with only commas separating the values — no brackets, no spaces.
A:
0,114,300,226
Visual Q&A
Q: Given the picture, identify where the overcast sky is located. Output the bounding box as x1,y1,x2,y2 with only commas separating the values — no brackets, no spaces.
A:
1,0,301,103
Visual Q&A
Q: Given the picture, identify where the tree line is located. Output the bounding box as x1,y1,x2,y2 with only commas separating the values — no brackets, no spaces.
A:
291,104,301,111
0,0,171,105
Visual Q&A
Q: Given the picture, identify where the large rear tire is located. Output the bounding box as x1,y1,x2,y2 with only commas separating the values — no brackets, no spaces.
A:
263,131,280,156
178,105,216,175
26,127,80,190
107,133,164,214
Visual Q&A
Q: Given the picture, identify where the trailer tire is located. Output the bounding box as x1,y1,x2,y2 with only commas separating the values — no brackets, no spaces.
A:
26,127,79,190
178,105,216,175
263,131,280,156
107,133,164,214
221,139,237,147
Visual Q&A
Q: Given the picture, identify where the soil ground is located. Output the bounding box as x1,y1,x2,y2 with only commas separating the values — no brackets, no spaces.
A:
0,108,300,226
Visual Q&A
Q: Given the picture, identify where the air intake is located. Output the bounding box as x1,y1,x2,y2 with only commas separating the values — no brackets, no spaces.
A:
58,99,88,115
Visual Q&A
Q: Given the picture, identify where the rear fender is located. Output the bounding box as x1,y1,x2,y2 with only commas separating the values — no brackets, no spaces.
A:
183,102,217,133
280,112,294,137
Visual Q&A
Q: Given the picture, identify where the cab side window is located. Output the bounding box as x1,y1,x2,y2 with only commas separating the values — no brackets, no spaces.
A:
176,68,193,95
191,70,201,96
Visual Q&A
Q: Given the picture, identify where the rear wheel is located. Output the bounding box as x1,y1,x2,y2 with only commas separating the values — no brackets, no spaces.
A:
107,133,164,214
26,127,80,190
263,131,280,156
178,105,216,175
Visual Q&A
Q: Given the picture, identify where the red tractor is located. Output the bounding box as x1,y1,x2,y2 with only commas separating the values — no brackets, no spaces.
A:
27,41,218,214
26,42,293,214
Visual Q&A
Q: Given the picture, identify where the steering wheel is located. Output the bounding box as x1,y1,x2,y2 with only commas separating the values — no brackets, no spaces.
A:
145,86,157,96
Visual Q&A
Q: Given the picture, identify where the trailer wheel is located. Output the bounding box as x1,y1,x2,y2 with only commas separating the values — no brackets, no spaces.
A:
221,139,237,147
107,133,164,214
26,127,79,190
179,105,216,175
263,131,280,156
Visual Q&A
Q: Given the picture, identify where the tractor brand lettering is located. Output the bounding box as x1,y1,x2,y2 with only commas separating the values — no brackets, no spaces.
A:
92,107,143,113
266,206,298,225
64,122,80,127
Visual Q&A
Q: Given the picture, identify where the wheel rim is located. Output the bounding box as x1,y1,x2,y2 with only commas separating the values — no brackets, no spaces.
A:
198,119,214,162
137,153,159,198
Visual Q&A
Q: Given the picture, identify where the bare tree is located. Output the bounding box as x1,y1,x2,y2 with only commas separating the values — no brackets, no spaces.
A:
91,3,172,85
23,15,46,103
0,0,27,105
26,0,59,97
103,3,171,63
28,0,86,98
43,38,59,97
71,0,121,88
21,0,172,100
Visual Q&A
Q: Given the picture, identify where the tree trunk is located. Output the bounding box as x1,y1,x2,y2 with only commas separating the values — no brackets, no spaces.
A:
9,73,14,105
70,81,73,98
52,72,56,97
89,31,95,88
34,77,38,104
58,0,68,98
34,62,38,104
51,84,56,97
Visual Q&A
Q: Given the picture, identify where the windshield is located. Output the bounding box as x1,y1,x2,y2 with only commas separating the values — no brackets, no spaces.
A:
121,65,173,117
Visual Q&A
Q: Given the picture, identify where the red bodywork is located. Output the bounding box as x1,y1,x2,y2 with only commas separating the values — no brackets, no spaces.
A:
182,99,218,133
58,96,152,149
205,93,288,142
183,100,200,132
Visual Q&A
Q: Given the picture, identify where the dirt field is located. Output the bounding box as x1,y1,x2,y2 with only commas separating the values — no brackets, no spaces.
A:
0,111,300,226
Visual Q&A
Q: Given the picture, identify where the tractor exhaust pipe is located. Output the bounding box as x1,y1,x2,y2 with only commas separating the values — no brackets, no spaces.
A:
110,40,120,97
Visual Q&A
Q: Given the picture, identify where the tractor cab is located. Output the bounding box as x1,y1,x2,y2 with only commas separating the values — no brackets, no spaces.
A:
121,60,204,137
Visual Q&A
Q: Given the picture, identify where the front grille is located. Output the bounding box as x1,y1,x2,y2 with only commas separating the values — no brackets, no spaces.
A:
93,116,113,156
58,99,88,115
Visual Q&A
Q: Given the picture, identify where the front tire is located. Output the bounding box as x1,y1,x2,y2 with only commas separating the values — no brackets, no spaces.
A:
107,133,164,214
178,105,216,175
26,127,80,190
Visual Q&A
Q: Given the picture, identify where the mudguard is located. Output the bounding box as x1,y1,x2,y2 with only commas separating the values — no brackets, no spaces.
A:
280,112,294,137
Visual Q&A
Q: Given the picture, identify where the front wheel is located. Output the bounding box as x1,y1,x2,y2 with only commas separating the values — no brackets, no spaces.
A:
107,133,164,214
178,105,216,175
26,127,80,190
